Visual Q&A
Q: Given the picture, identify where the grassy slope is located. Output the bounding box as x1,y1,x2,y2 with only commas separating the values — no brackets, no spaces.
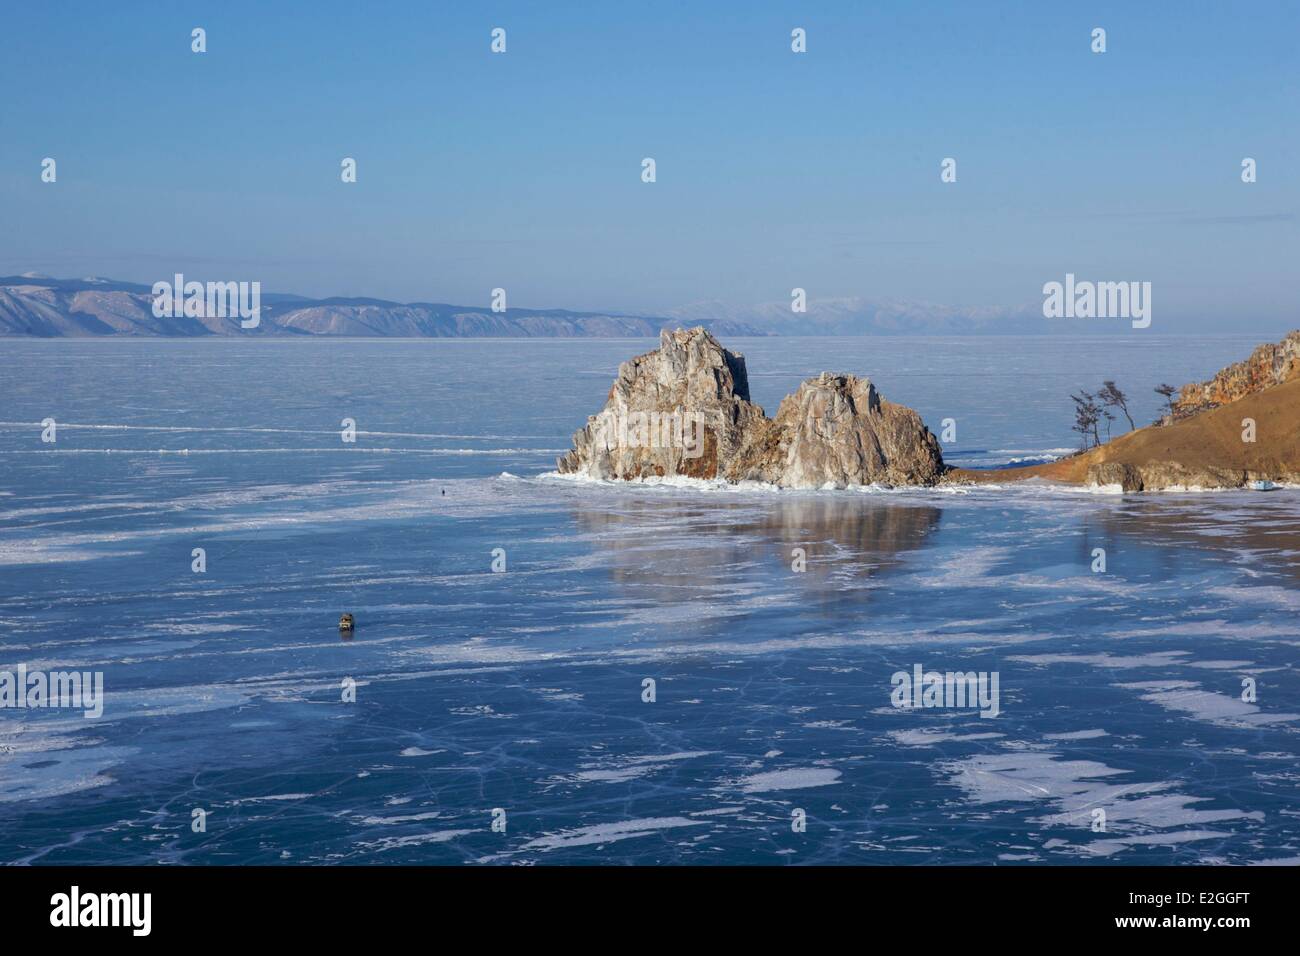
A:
946,377,1300,486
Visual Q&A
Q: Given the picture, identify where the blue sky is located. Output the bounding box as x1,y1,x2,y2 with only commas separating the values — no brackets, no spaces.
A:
1,1,1296,328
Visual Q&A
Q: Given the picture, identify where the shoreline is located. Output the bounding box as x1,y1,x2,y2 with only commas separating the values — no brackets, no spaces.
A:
944,374,1300,492
555,327,1300,494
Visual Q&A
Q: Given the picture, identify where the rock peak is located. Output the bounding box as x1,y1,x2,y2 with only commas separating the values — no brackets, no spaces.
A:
1172,329,1300,419
556,329,942,487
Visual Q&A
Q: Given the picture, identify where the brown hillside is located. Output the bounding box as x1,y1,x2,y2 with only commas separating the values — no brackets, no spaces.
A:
947,376,1300,490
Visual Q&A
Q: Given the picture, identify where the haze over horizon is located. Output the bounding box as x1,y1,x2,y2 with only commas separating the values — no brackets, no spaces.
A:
2,1,1297,332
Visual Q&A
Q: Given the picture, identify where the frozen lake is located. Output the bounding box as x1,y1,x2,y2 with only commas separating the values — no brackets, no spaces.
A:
0,335,1296,864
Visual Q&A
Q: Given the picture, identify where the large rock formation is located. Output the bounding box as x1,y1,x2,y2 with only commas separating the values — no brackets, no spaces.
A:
767,374,944,487
1172,330,1300,418
555,328,944,487
555,326,765,481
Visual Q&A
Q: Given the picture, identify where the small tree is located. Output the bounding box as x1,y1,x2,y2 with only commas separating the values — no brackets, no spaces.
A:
1155,383,1178,417
1102,407,1116,441
1071,390,1102,450
1098,381,1135,431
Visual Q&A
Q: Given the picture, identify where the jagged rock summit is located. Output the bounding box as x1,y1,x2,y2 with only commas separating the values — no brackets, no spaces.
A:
1171,330,1300,419
556,327,944,488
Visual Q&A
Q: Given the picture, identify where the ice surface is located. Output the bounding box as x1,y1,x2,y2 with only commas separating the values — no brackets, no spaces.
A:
1,337,1296,864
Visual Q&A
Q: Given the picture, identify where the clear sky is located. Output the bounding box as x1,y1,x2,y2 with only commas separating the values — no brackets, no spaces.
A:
1,1,1296,329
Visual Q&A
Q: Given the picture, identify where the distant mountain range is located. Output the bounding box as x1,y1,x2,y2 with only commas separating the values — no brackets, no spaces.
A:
665,296,1045,336
1,273,1144,338
0,275,764,338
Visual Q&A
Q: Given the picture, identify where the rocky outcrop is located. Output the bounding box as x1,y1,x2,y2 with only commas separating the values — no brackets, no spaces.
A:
556,328,944,488
1172,330,1300,418
1084,461,1256,492
947,333,1300,493
1083,332,1300,489
555,326,766,481
734,373,944,487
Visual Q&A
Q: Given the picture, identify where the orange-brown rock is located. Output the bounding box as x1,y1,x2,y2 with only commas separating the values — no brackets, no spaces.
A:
1172,330,1300,418
946,373,1300,492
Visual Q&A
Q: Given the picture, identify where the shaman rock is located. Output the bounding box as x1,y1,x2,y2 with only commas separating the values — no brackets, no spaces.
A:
556,328,944,488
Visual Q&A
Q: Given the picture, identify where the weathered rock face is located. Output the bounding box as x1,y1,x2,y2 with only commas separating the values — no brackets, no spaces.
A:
554,327,766,481
1173,330,1300,418
1085,461,1257,492
735,373,944,487
556,328,944,487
